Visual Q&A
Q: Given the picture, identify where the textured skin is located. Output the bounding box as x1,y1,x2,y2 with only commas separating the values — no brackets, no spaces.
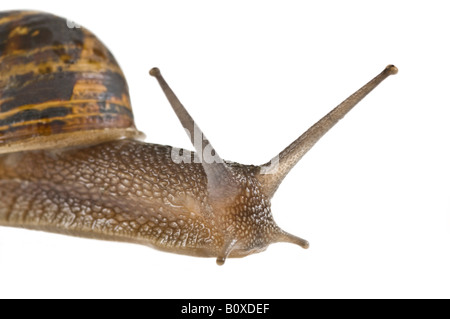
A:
0,10,283,260
0,11,138,147
0,139,280,258
0,10,397,262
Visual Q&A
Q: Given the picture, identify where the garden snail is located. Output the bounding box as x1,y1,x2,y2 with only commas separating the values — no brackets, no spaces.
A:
0,10,397,265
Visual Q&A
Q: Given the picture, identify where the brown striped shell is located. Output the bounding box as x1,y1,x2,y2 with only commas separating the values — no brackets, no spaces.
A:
0,11,143,154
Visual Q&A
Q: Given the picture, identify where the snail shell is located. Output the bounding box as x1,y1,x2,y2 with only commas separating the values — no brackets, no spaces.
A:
0,10,142,154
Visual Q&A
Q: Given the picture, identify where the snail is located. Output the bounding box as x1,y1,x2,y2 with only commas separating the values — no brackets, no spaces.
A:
0,10,397,265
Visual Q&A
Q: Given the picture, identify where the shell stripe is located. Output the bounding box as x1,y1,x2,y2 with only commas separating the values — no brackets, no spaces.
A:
0,45,124,78
0,98,132,119
0,112,135,143
0,11,39,26
0,102,133,128
0,70,131,112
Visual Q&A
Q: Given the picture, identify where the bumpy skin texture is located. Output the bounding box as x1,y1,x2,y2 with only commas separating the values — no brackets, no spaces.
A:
0,10,397,263
0,139,280,258
0,10,284,261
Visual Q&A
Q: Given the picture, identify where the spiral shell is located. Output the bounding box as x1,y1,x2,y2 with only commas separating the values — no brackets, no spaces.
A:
0,11,142,154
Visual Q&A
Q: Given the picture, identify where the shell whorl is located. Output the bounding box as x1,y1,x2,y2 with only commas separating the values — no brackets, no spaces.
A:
0,11,142,154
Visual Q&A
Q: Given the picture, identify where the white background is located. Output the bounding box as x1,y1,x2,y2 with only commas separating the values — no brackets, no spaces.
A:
1,1,449,299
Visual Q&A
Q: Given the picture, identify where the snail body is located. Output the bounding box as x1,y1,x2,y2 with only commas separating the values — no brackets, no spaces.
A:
0,11,397,265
